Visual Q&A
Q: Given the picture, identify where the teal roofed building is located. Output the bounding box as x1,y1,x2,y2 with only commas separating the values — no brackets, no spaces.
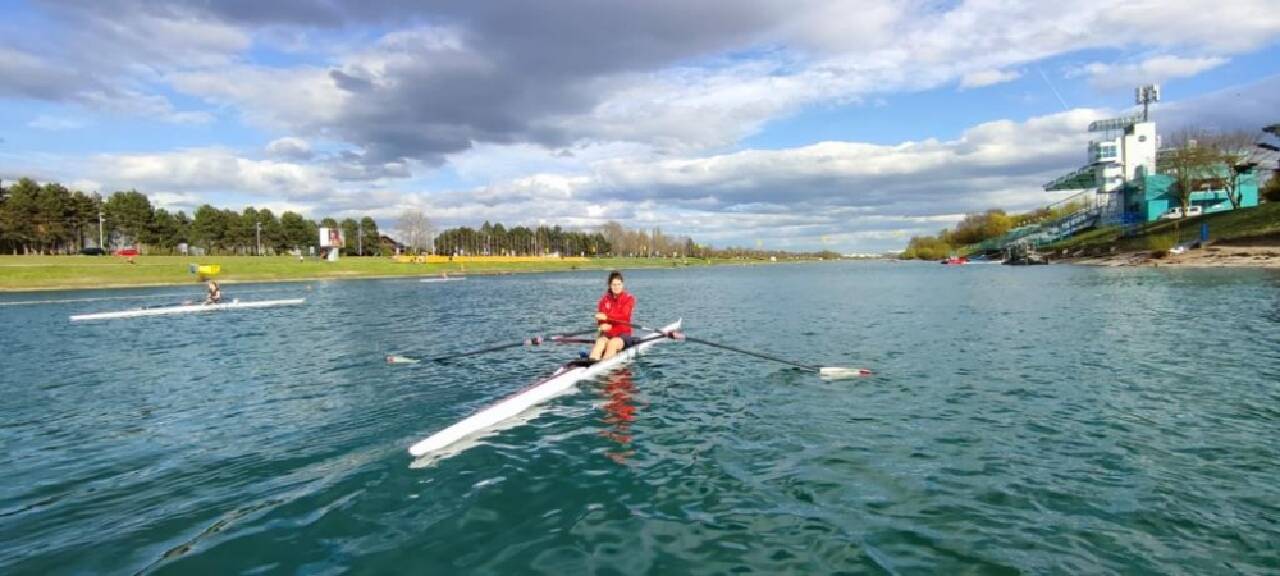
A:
1123,163,1260,222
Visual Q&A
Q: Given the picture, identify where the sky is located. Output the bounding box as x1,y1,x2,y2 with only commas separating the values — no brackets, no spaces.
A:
1,0,1278,253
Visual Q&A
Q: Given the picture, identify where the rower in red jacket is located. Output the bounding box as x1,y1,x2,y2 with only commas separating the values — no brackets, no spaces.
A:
590,270,635,361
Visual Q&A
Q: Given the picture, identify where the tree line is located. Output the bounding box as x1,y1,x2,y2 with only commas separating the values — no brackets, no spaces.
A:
1,177,849,260
408,216,839,260
900,203,1085,260
422,218,706,257
431,222,613,257
0,178,382,256
424,219,702,257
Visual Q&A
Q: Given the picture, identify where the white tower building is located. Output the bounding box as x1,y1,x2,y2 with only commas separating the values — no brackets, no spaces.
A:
1045,85,1161,224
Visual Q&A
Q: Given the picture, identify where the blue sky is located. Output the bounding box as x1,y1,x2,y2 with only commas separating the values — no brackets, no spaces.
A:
745,43,1280,150
2,0,1278,252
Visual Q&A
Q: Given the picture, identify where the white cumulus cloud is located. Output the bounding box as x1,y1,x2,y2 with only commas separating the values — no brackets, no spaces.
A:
1071,55,1229,88
960,69,1022,89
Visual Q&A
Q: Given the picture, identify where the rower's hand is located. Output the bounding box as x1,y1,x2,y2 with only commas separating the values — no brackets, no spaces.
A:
598,323,611,332
594,312,607,322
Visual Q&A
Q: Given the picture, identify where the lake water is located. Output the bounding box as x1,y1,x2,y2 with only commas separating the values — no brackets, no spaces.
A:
2,263,1278,574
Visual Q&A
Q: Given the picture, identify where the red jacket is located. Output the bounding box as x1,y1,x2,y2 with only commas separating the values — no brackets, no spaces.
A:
597,290,635,338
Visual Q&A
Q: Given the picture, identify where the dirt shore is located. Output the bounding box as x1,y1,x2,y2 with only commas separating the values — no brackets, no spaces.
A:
1067,245,1280,268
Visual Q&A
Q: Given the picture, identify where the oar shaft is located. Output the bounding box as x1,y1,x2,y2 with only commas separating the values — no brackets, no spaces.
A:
680,335,818,372
616,321,817,372
434,341,523,361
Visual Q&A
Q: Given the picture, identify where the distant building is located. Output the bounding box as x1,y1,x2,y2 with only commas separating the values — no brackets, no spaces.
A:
1045,85,1259,223
1044,113,1159,223
1123,162,1259,222
379,234,406,254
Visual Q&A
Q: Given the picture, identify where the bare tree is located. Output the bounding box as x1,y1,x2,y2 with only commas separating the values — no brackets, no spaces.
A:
599,221,626,256
1204,129,1263,209
1161,129,1218,218
397,209,435,254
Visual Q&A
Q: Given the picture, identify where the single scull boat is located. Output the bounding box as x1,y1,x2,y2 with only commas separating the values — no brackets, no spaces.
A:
408,318,681,459
70,298,306,321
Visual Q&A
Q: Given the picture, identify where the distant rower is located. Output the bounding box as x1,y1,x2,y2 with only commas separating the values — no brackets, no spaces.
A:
590,271,635,361
204,280,222,305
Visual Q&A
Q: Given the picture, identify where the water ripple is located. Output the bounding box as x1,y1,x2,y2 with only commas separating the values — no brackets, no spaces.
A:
1,267,1278,574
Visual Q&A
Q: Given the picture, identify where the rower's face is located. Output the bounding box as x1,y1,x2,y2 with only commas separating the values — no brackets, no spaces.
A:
610,279,623,294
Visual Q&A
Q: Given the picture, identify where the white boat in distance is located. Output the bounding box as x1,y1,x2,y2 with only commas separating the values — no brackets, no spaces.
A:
70,298,306,321
409,319,682,462
419,277,466,283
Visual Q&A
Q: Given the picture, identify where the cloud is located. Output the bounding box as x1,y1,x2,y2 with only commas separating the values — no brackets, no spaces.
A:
960,69,1022,89
148,191,204,211
12,1,1280,171
0,3,241,120
1069,55,1229,88
168,66,345,130
1156,73,1280,134
583,109,1097,213
174,0,1280,166
265,137,314,160
7,1,1280,251
30,70,1280,252
386,108,1099,251
0,46,214,123
33,1,250,71
91,147,333,201
0,47,87,101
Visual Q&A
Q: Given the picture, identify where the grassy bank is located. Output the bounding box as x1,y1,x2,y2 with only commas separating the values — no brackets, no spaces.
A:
0,255,753,292
1044,202,1280,254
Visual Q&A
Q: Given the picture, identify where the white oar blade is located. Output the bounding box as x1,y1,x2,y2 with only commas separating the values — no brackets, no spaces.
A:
818,367,872,380
387,355,420,365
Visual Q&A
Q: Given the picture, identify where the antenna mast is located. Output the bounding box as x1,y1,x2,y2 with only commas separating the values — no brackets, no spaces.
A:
1135,84,1160,122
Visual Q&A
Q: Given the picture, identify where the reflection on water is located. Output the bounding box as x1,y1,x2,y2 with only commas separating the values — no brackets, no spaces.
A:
598,369,641,464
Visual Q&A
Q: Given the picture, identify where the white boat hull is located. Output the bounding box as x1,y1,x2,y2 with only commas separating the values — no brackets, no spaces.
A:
70,298,306,321
419,277,466,283
408,319,681,460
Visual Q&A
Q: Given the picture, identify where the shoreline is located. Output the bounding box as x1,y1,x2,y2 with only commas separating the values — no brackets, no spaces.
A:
0,256,788,294
1059,244,1280,268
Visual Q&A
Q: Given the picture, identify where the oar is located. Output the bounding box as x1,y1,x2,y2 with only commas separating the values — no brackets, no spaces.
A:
387,328,597,365
618,321,871,380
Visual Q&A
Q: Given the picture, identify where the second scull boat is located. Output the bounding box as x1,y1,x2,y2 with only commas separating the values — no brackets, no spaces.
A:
70,298,306,321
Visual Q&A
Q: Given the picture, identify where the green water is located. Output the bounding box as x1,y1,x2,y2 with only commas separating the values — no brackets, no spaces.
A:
2,263,1277,574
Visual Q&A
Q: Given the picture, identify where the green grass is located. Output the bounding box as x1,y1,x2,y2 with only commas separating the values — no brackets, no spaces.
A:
0,255,757,292
1043,202,1280,254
